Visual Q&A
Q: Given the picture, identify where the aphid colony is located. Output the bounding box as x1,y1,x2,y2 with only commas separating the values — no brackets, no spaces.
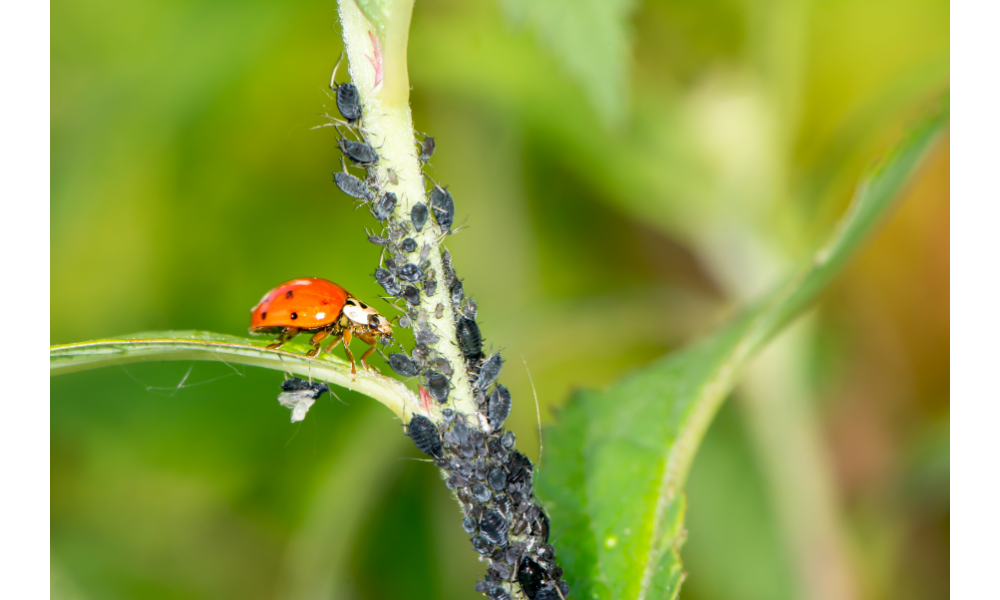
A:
260,59,569,600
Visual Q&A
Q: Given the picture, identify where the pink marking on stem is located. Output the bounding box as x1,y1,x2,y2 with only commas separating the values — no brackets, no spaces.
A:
365,30,384,90
419,385,433,412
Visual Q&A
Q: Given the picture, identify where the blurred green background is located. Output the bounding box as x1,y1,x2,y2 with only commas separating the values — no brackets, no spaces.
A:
51,0,949,599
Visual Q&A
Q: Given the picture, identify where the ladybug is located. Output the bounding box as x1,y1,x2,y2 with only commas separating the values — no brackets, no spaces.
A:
249,278,392,375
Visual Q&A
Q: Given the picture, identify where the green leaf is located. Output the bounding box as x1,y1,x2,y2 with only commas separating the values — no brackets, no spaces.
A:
534,97,948,600
50,330,418,420
502,0,636,125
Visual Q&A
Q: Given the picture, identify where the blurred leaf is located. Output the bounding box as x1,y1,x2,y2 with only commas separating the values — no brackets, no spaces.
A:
534,97,948,600
50,331,418,420
501,0,636,125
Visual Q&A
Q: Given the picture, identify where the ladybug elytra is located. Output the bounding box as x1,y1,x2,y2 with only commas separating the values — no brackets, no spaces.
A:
250,277,392,375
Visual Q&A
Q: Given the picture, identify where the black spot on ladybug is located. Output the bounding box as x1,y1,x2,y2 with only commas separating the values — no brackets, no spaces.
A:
402,237,417,253
488,384,512,430
430,186,455,231
424,370,450,402
411,203,429,232
456,317,483,360
359,301,368,309
388,353,418,377
261,312,267,320
403,285,420,305
290,312,298,320
477,353,503,390
479,510,508,546
397,263,423,282
285,291,294,299
407,414,442,458
517,558,547,600
338,138,378,165
334,171,370,199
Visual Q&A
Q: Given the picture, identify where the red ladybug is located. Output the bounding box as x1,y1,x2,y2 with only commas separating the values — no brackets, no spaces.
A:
250,278,393,374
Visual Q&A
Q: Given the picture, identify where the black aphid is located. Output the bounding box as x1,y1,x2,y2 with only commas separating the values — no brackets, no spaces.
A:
338,138,378,165
280,377,329,397
487,586,511,600
502,431,516,450
517,558,547,600
450,279,464,305
436,357,452,377
373,192,397,220
399,315,411,328
374,268,401,296
472,482,492,503
464,297,479,319
334,171,369,199
424,370,450,402
388,353,419,377
408,414,443,458
413,343,430,359
411,203,429,232
368,233,390,246
430,186,455,231
418,135,436,162
507,451,533,485
479,510,508,546
403,285,421,305
462,516,478,534
488,468,506,492
330,59,362,122
401,237,418,253
534,589,559,600
476,353,503,390
424,278,438,296
488,384,512,430
460,441,476,459
397,262,423,282
456,317,483,360
416,329,440,344
471,535,492,555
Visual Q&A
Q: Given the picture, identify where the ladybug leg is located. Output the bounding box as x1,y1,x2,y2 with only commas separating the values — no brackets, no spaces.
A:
341,328,357,377
267,327,300,350
359,345,380,374
307,330,331,357
323,333,344,354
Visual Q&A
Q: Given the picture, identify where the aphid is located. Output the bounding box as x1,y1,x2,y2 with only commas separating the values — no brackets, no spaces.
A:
504,546,522,566
276,377,329,423
386,167,399,185
418,135,436,162
413,343,430,359
471,535,492,555
416,329,440,344
399,315,411,328
424,279,438,296
250,278,392,375
373,192,397,220
476,353,503,389
442,408,456,423
533,589,559,600
420,243,432,262
452,420,470,444
488,468,506,492
471,482,492,503
502,431,516,450
388,353,419,377
441,249,456,286
407,414,443,458
460,441,476,459
456,317,484,360
430,185,455,231
374,268,402,297
367,232,390,246
401,237,418,253
446,473,469,489
517,558,547,600
403,285,421,305
464,298,479,319
557,582,570,598
479,510,508,546
450,279,464,305
411,202,429,232
435,303,445,319
334,171,370,200
337,135,378,165
397,263,423,283
436,357,453,377
424,370,450,402
488,585,511,600
462,516,478,534
329,56,362,122
488,384,512,430
506,451,533,485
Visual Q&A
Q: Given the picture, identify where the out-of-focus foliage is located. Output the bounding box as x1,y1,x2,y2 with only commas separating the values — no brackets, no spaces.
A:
51,0,948,598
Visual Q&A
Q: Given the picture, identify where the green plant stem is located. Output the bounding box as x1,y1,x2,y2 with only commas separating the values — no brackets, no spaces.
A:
338,0,478,420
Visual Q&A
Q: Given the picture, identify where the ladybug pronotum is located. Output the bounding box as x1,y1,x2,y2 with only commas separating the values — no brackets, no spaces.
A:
250,277,392,375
